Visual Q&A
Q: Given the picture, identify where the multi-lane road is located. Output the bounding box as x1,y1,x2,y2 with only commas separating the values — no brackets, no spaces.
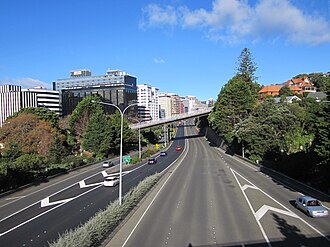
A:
1,124,329,247
107,124,330,247
0,127,186,246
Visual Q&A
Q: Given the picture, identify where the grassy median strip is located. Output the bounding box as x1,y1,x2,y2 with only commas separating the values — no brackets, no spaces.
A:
48,173,161,247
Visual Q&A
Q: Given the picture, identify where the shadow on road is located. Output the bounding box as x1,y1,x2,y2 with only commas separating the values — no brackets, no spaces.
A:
183,232,330,246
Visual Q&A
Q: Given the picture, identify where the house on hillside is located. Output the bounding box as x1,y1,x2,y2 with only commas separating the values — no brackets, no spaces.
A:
285,76,316,93
258,85,283,99
258,85,302,99
274,95,302,104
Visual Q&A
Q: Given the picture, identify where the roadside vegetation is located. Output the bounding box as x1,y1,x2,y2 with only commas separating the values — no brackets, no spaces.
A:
206,48,330,193
0,96,166,193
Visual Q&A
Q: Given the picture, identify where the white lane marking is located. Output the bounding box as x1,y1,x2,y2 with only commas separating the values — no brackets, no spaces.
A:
5,196,26,201
121,134,189,247
0,162,112,208
0,184,102,237
78,180,104,189
231,168,330,243
40,197,74,207
231,168,271,247
242,184,259,191
255,205,298,221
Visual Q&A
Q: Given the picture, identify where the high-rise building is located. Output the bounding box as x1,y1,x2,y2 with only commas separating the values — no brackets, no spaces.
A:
54,69,137,116
0,85,22,127
22,87,61,115
158,93,173,119
0,85,60,127
53,69,136,91
137,84,159,122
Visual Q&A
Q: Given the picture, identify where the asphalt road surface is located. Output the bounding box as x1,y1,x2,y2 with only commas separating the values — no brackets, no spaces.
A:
0,127,186,247
107,124,330,247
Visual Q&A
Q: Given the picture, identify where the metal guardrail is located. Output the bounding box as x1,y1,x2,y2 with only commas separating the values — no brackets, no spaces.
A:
129,107,213,130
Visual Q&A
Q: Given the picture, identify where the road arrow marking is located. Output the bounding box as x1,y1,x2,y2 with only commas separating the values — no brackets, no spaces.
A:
242,184,259,191
41,197,74,207
79,180,104,189
256,205,298,221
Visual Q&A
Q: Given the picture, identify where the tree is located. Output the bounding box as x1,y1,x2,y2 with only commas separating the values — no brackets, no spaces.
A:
13,107,59,128
0,113,54,156
82,110,109,156
208,74,259,141
233,98,299,161
279,85,294,97
236,47,258,82
69,95,103,153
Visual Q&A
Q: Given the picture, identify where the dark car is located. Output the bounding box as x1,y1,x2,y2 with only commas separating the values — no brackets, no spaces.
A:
160,151,167,156
148,157,157,164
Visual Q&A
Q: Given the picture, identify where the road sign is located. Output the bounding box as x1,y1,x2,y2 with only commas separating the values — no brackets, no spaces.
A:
123,155,131,164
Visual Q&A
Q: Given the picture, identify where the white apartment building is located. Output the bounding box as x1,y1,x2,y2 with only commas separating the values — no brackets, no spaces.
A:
0,85,60,127
22,87,61,115
0,85,22,127
137,84,159,121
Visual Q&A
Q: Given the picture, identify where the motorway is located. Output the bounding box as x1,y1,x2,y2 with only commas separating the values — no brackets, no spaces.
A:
107,124,330,247
0,127,186,247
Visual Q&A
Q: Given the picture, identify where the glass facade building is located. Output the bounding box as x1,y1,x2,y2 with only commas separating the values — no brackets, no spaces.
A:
54,69,137,116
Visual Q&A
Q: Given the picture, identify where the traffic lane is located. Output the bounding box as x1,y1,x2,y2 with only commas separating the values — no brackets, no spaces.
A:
0,159,116,218
221,150,330,234
0,127,186,246
0,182,117,247
123,127,267,247
215,148,330,245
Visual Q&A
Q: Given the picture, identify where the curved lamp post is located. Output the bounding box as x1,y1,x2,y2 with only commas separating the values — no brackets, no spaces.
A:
93,100,137,205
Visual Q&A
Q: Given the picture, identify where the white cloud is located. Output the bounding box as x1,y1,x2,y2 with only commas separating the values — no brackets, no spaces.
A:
141,0,330,45
0,78,51,89
140,4,178,29
153,58,166,64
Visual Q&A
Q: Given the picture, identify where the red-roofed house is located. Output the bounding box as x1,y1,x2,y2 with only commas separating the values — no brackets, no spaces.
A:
259,85,283,99
259,85,303,99
285,76,316,93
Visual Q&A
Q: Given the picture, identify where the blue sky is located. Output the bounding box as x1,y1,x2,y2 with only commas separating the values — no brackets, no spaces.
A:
0,0,330,100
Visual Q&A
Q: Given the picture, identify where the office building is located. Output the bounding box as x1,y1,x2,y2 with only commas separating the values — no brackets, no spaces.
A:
0,85,60,127
137,84,159,122
55,69,137,116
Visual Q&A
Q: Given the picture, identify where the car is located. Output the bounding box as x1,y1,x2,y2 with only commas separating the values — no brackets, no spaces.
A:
160,151,167,156
103,176,119,187
148,157,157,164
102,161,114,168
295,195,328,218
175,146,182,151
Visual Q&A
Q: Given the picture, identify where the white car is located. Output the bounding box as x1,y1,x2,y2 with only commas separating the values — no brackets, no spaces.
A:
295,195,328,217
103,176,119,187
103,161,114,168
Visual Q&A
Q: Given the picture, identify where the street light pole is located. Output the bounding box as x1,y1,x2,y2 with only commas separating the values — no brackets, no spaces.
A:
93,100,137,205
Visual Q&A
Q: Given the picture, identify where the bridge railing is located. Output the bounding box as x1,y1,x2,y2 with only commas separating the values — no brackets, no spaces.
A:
129,107,213,130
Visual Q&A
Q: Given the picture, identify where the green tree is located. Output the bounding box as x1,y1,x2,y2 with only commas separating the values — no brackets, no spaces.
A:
82,109,108,156
279,85,294,97
14,153,45,173
236,47,258,82
233,98,299,161
208,74,259,141
13,107,59,128
69,95,103,152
